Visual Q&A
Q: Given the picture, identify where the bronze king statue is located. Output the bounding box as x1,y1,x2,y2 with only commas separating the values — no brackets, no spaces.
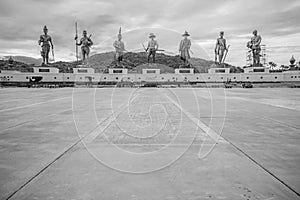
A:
113,27,125,67
215,31,228,65
247,30,262,66
179,31,192,66
145,33,159,63
38,25,54,65
75,30,93,63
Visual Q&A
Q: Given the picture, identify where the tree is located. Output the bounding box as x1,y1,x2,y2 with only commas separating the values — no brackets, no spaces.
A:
268,61,277,70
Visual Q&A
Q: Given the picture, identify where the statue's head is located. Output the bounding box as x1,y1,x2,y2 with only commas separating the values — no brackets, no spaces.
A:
43,25,48,34
220,31,224,37
149,33,156,39
83,30,87,37
182,31,190,39
253,30,258,35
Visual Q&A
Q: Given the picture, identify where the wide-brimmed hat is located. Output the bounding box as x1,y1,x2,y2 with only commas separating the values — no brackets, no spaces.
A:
182,31,190,36
149,33,156,38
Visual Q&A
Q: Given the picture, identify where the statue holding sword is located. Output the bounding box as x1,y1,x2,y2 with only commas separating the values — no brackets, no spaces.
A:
38,25,54,65
215,31,229,65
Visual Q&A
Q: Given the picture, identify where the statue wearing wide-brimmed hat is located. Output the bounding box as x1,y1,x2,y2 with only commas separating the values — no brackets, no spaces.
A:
179,31,191,66
113,27,125,67
38,25,54,65
145,33,159,63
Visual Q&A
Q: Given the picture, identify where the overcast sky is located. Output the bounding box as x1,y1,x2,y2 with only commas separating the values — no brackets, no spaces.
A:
0,0,299,66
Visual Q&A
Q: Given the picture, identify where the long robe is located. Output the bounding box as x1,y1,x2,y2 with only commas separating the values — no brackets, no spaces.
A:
179,38,191,59
113,40,125,59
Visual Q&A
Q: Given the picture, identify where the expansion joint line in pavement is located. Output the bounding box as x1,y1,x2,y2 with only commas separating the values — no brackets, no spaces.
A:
232,97,300,134
162,90,300,197
0,109,72,134
225,139,300,197
162,92,225,143
243,109,300,135
0,96,71,113
228,110,300,196
4,101,129,200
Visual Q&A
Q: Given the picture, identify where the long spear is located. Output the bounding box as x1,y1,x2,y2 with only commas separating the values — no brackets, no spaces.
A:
142,43,147,52
75,22,78,63
141,43,165,52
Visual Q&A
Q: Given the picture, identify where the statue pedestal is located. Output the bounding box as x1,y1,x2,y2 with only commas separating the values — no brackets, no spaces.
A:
244,67,269,73
108,68,128,74
73,68,95,74
33,67,59,73
175,68,194,74
142,69,160,74
208,68,230,74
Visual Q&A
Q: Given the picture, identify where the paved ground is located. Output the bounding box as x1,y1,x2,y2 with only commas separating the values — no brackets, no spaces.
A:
0,87,299,200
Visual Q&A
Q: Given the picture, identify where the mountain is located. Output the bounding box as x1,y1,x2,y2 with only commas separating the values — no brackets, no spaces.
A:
87,52,115,72
0,52,243,73
86,51,242,73
4,56,42,66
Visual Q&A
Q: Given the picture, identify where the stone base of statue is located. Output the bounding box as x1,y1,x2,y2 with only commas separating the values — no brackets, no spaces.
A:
108,68,128,74
33,67,59,73
244,67,269,73
73,68,95,74
142,69,160,74
175,68,194,74
135,63,173,74
208,68,230,74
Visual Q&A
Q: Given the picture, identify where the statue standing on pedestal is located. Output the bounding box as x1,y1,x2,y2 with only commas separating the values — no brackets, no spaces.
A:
179,31,191,66
247,30,262,66
145,33,159,63
113,27,125,67
75,30,93,62
38,25,54,65
215,31,227,65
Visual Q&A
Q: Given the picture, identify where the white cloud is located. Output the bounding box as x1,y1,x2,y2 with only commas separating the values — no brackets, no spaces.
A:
0,0,299,66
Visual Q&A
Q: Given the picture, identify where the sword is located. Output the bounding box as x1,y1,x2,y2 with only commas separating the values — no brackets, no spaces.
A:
214,49,218,63
88,34,93,49
52,48,55,62
222,45,230,64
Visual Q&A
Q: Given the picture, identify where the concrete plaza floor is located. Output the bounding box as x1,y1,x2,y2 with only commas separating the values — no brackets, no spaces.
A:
0,88,299,200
